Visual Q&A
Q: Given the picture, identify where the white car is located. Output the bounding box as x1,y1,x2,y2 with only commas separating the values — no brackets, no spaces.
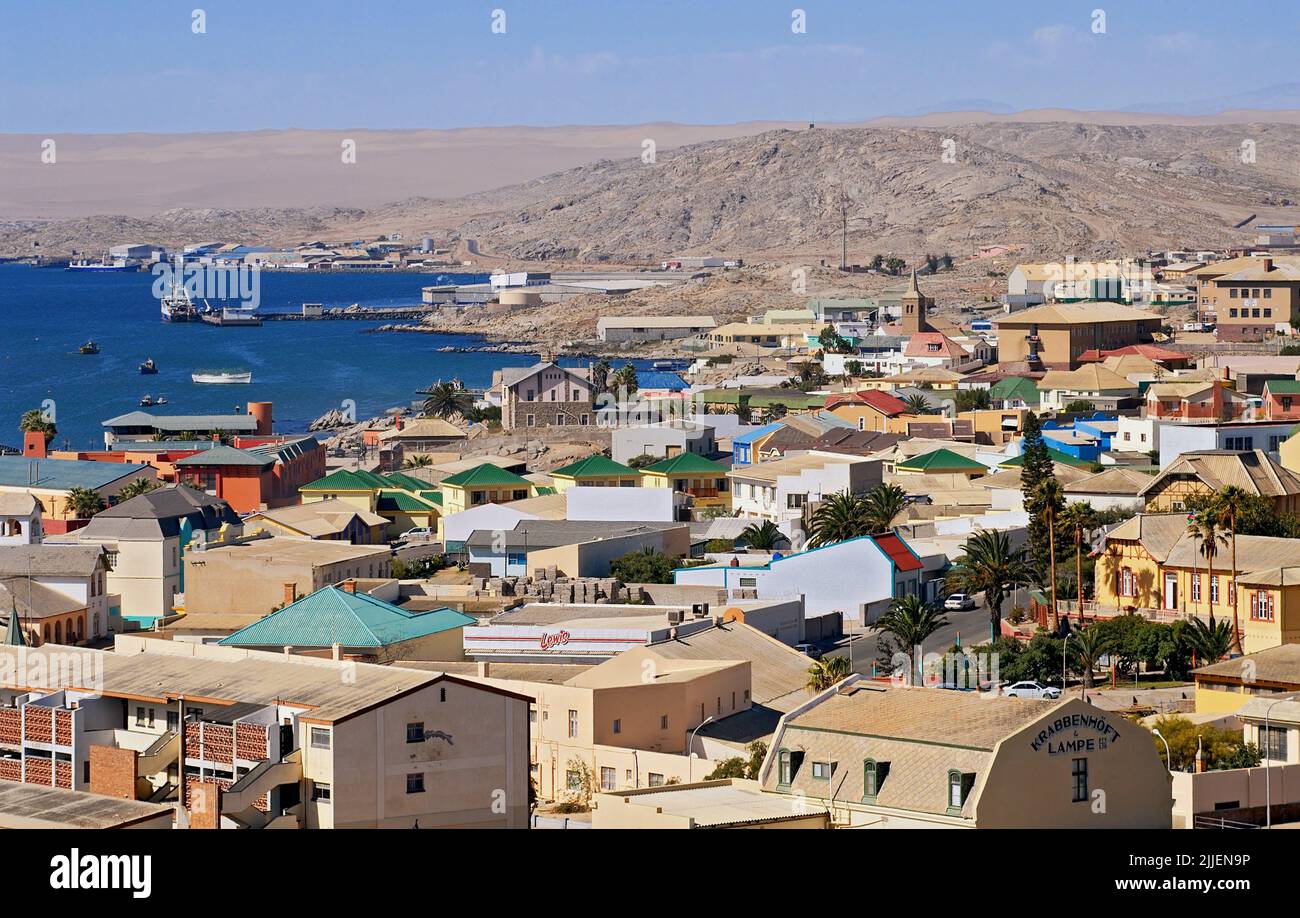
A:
400,527,434,541
943,593,976,611
1001,680,1061,700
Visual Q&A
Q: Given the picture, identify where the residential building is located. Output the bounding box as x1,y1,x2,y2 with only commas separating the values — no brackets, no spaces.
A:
1036,365,1139,411
823,389,911,433
498,362,593,430
376,418,468,455
243,498,388,544
993,302,1163,370
1263,379,1300,421
1191,256,1300,341
464,520,689,578
987,375,1041,409
597,315,716,342
182,536,392,615
1144,382,1240,422
728,453,882,539
0,454,157,536
1192,644,1300,715
0,494,42,545
101,401,273,447
757,678,1171,828
548,455,641,491
1061,467,1150,511
611,420,717,466
172,437,325,514
1140,449,1300,512
895,448,987,479
0,544,111,643
298,468,444,539
437,463,538,522
0,640,530,828
1113,416,1160,455
639,453,732,516
1157,421,1297,469
72,486,242,623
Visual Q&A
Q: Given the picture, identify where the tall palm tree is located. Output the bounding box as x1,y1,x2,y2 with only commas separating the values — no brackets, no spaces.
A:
1035,478,1065,631
1060,501,1099,623
1070,623,1114,691
871,594,950,685
902,393,933,415
1182,613,1234,666
117,478,159,501
861,483,908,534
807,492,869,547
805,654,853,692
1187,508,1226,621
739,520,785,551
65,487,105,519
421,382,472,419
1214,485,1250,654
946,529,1031,643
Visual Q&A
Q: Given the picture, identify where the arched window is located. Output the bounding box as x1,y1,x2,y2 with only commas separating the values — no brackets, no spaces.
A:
777,748,792,787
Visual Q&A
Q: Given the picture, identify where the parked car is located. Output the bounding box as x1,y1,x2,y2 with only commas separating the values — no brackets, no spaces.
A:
1001,680,1061,700
400,527,434,541
944,593,976,611
795,643,823,660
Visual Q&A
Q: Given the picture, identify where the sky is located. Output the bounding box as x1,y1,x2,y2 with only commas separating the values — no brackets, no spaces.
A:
2,0,1299,133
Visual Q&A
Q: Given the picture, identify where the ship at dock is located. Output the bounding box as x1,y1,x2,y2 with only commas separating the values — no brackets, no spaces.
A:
67,255,134,272
160,281,200,322
200,307,262,327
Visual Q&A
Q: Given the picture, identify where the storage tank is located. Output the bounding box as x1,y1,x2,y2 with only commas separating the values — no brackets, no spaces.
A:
500,290,541,309
246,401,273,436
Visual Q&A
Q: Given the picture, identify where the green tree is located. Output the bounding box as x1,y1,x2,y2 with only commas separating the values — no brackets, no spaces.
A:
626,453,659,469
117,478,159,501
1060,501,1099,617
403,454,434,469
844,359,864,378
591,358,612,395
1181,613,1234,667
805,654,853,692
1148,715,1261,772
1020,411,1062,584
1186,507,1226,617
739,520,785,551
954,388,991,412
66,487,106,518
903,393,934,415
704,741,769,780
871,594,949,685
609,547,678,584
612,363,639,397
860,483,908,535
1214,484,1251,655
1034,478,1066,631
817,325,851,354
946,529,1031,643
1069,622,1114,690
1063,399,1094,413
19,409,56,446
421,382,472,419
807,492,869,547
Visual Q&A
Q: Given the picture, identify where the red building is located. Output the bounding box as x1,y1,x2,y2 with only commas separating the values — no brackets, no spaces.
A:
172,437,325,513
1263,379,1300,421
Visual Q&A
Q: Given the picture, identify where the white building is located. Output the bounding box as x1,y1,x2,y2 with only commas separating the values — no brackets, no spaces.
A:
727,453,883,542
1157,421,1296,469
1111,416,1160,455
0,494,42,545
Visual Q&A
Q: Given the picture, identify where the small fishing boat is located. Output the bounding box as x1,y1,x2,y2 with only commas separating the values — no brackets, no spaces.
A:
139,358,158,374
191,370,252,385
79,341,100,355
139,394,161,407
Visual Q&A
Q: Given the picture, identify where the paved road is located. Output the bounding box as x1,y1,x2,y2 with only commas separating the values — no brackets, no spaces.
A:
824,603,994,677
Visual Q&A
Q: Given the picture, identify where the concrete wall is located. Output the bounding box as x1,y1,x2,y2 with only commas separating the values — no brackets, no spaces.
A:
1170,762,1300,829
565,486,675,522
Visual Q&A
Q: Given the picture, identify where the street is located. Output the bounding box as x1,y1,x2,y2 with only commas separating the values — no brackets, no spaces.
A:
825,600,995,677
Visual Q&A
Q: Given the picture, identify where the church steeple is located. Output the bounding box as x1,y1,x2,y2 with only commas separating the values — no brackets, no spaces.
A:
899,267,933,335
4,597,26,647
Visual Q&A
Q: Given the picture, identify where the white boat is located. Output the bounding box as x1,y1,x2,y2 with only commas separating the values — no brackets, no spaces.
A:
191,371,252,384
161,281,200,322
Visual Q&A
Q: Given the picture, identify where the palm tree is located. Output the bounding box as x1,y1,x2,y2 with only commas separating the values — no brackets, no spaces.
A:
1060,501,1099,623
1187,508,1226,621
1035,478,1065,631
860,483,908,534
1214,485,1250,654
903,393,933,415
421,382,472,419
739,520,785,551
1070,623,1114,691
65,487,105,519
946,529,1031,643
1182,613,1234,666
807,492,869,547
805,654,853,692
612,363,639,397
19,408,56,445
403,455,434,469
871,594,950,685
117,478,159,500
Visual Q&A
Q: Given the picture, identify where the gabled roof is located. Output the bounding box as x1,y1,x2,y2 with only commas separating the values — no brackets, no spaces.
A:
731,422,786,447
1038,365,1137,392
378,418,466,441
903,332,967,359
993,301,1162,325
1102,512,1196,562
635,371,689,392
375,490,440,513
174,445,275,468
439,463,533,489
77,486,240,539
218,586,474,649
640,453,729,476
549,455,639,479
1265,379,1300,395
1139,449,1300,500
300,468,392,492
896,448,986,473
0,545,106,578
823,389,908,416
987,376,1041,404
1062,466,1153,496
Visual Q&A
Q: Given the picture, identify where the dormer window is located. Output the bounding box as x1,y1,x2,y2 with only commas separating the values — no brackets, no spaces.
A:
947,770,975,815
863,759,890,801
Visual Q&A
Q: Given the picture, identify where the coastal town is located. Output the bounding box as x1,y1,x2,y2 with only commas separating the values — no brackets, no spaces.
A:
6,239,1300,837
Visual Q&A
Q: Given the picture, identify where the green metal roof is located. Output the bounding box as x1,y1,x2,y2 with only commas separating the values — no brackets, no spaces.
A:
384,471,433,491
988,376,1041,404
418,490,444,506
375,489,440,513
439,463,532,489
300,468,391,492
550,455,639,479
896,448,987,473
1266,380,1300,395
700,388,824,409
641,453,730,476
217,586,473,649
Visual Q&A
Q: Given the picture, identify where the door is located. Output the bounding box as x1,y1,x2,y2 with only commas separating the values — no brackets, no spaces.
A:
1164,573,1178,610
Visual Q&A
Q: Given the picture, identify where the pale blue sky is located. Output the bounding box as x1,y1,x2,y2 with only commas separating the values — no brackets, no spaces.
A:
2,0,1297,132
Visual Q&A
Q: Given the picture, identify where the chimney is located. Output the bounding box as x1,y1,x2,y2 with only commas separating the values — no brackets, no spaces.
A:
477,660,490,678
395,415,404,431
331,642,341,661
22,431,46,459
283,645,294,659
341,579,357,594
283,582,297,606
1261,257,1274,272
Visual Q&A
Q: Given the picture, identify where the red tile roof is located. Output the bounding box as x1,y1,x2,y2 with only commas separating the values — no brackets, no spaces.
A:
903,332,966,359
1078,344,1189,364
872,533,923,572
824,390,909,415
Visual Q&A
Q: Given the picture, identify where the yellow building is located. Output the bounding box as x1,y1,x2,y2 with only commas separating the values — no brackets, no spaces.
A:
1192,643,1300,715
548,455,641,492
298,468,443,539
992,301,1163,370
437,463,539,517
639,453,731,514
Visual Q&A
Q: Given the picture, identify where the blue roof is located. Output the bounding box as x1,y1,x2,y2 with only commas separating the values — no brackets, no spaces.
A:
731,422,785,446
218,586,474,649
636,371,689,392
0,455,143,490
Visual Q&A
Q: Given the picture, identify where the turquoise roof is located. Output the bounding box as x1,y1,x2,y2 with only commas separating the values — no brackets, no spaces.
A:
0,456,143,490
217,586,474,649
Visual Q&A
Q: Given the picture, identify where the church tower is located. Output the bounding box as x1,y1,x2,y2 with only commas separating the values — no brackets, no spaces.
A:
899,268,933,335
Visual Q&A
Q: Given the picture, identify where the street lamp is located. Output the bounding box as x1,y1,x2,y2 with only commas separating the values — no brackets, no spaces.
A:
687,716,714,782
1263,695,1297,829
1151,727,1171,772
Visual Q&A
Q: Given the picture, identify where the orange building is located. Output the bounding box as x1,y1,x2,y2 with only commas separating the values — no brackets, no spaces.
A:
172,438,325,514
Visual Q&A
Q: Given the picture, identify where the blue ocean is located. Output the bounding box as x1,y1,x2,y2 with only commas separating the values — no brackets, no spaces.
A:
0,264,565,449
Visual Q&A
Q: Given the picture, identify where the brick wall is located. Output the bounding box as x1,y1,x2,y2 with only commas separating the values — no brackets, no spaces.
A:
0,708,19,747
23,707,51,744
234,722,269,761
90,745,139,800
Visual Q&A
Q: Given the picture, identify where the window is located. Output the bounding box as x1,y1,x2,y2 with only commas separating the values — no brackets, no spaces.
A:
1230,308,1238,318
439,688,446,702
863,759,890,800
1262,725,1288,761
778,750,792,786
568,709,578,738
1072,757,1089,803
1251,590,1276,622
506,552,526,566
947,770,974,813
739,577,757,588
311,782,332,803
1230,288,1239,299
660,715,668,729
600,767,616,791
1225,436,1253,451
1264,288,1273,298
1191,574,1201,603
406,773,425,794
811,761,835,780
1210,576,1219,605
526,414,536,427
406,722,424,744
648,772,665,787
1120,567,1133,598
134,707,146,727
311,727,331,749
612,718,621,734
566,770,582,792
787,493,806,509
